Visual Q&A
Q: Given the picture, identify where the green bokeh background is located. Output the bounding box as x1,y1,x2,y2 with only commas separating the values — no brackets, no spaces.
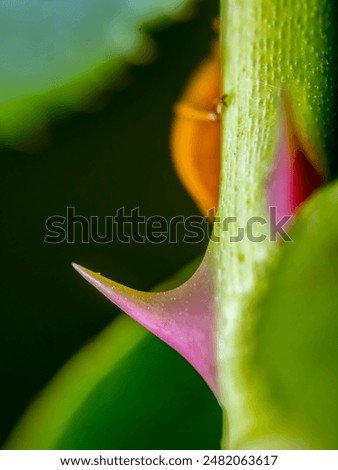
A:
0,0,222,448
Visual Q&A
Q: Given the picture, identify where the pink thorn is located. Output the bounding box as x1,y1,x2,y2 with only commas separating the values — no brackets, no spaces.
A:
267,103,325,223
73,251,218,397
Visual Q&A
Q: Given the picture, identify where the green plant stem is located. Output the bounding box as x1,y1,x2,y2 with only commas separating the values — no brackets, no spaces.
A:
215,0,336,449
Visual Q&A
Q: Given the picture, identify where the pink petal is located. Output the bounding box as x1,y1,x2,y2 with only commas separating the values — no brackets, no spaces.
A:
73,250,218,397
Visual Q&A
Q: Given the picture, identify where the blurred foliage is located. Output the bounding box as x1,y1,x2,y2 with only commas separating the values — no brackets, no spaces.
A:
6,259,221,450
253,181,338,448
0,0,220,449
0,0,199,144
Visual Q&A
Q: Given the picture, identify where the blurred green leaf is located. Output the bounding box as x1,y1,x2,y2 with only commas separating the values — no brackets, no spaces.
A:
0,0,198,144
6,258,221,449
252,181,338,448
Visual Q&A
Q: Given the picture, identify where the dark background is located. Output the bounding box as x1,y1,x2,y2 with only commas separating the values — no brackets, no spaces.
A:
0,0,220,447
